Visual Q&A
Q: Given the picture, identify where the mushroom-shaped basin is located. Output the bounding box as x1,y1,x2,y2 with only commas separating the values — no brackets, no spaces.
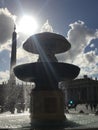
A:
23,32,71,54
14,62,80,83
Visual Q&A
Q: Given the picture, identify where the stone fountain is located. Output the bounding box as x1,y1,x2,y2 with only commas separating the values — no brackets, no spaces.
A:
14,32,80,128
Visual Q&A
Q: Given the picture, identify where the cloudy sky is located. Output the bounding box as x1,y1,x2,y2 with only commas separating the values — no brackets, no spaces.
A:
0,0,98,83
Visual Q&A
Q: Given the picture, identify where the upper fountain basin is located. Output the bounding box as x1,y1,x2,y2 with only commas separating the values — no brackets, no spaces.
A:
23,32,71,54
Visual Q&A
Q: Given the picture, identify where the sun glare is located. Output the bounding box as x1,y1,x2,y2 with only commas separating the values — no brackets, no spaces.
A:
18,15,38,35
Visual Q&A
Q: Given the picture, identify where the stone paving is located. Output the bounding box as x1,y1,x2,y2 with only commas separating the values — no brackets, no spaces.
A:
0,108,97,129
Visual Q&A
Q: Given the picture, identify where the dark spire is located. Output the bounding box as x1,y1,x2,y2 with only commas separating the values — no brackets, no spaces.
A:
14,24,16,32
10,24,17,85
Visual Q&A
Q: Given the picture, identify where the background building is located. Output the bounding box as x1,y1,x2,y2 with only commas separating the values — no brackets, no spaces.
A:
66,75,98,105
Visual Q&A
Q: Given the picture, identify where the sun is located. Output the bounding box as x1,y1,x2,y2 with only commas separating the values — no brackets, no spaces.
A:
17,15,38,35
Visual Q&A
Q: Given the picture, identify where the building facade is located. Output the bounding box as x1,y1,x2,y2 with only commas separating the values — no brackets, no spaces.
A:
66,75,98,105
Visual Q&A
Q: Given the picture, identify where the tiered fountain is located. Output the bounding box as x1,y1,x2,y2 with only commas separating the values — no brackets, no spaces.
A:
14,32,80,128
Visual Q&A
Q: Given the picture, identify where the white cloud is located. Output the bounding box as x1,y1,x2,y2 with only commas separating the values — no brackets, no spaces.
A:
40,20,53,32
67,21,97,60
0,40,11,52
68,22,98,76
72,48,98,78
0,8,15,45
90,43,95,48
57,21,95,61
85,51,96,63
17,46,38,65
0,70,9,83
57,21,98,78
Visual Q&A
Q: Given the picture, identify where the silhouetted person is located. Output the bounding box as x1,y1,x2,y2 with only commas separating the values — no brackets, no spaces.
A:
90,104,93,111
10,102,15,114
85,103,88,110
93,103,97,111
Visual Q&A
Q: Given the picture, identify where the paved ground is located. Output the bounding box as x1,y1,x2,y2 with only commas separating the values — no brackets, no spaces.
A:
0,111,97,129
0,112,30,129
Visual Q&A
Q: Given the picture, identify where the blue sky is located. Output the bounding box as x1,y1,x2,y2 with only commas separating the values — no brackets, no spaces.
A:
0,0,98,83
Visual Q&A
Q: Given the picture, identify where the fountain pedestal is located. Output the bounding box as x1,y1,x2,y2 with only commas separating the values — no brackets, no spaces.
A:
14,32,80,128
30,90,65,127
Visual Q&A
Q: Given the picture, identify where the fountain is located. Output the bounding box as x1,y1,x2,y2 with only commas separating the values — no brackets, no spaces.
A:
14,32,80,128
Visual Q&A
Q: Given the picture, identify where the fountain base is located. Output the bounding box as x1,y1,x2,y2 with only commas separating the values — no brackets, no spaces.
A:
30,89,66,128
30,119,67,128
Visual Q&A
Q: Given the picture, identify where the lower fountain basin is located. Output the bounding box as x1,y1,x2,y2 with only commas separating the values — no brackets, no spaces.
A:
14,62,80,83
